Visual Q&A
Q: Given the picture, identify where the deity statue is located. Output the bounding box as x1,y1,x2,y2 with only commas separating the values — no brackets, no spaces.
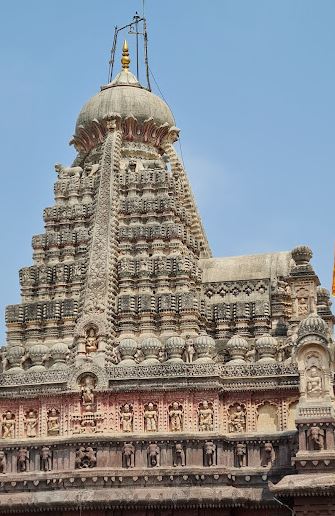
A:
17,448,29,472
81,376,96,411
122,442,135,468
261,442,275,467
47,408,60,436
144,403,158,432
0,451,6,474
2,411,15,439
308,426,324,451
174,443,185,467
306,366,323,397
198,401,214,431
85,328,98,354
147,442,160,467
236,443,247,468
228,404,246,433
120,404,133,432
184,340,195,363
40,446,52,471
25,410,38,438
169,402,183,432
204,441,216,467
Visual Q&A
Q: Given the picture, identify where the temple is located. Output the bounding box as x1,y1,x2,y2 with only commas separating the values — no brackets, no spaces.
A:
0,37,334,516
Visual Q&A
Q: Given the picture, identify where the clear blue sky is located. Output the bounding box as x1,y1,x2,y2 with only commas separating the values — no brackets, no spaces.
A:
0,0,334,343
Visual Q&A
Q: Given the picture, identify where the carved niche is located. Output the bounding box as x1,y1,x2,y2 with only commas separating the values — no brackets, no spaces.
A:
47,408,60,436
1,411,15,439
80,374,97,412
24,410,38,438
122,442,135,468
40,446,52,471
143,403,158,432
0,451,6,474
203,440,216,467
147,442,160,467
17,448,29,472
173,443,185,467
75,447,97,469
307,426,325,451
235,442,247,467
256,403,278,433
120,404,133,432
260,442,275,467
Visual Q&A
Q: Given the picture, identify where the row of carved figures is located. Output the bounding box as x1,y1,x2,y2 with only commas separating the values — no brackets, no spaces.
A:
0,441,278,474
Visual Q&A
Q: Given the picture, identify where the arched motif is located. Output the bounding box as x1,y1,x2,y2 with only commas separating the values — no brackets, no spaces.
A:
296,343,333,402
256,402,279,433
67,362,108,391
73,315,107,340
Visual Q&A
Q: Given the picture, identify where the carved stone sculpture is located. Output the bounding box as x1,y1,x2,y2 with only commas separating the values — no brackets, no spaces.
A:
25,410,38,438
184,339,195,363
54,163,83,179
204,440,216,467
307,426,325,451
17,448,29,472
169,402,183,432
75,446,97,468
173,443,185,467
228,404,246,433
198,401,214,431
0,451,6,474
81,376,96,411
47,409,60,436
40,446,52,471
261,442,275,467
236,443,247,467
306,366,323,397
122,442,135,468
2,411,15,439
120,404,133,432
147,442,160,467
85,327,98,354
144,403,158,432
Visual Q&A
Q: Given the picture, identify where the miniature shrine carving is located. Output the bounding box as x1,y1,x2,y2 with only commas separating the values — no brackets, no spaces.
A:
236,443,247,467
120,404,133,432
204,440,216,467
25,410,38,438
0,451,6,474
174,443,185,467
17,448,29,472
147,442,160,467
75,446,97,468
261,442,275,467
144,403,158,432
40,446,52,471
2,411,15,439
168,402,183,432
228,404,246,433
47,408,60,436
198,401,214,431
122,442,135,468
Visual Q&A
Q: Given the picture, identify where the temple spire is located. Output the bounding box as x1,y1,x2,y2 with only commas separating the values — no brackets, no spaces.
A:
121,40,130,71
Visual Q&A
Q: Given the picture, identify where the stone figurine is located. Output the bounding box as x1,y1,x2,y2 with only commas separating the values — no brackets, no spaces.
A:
204,440,216,467
261,442,275,467
198,401,214,431
0,451,6,474
40,446,52,471
306,366,323,397
122,442,135,468
75,446,97,469
236,443,247,468
184,340,195,363
228,404,246,433
85,327,98,354
25,410,38,438
307,426,325,451
47,409,60,436
169,402,183,432
144,403,158,432
120,404,133,432
17,448,29,472
2,411,15,439
81,376,96,411
174,443,185,467
147,442,160,467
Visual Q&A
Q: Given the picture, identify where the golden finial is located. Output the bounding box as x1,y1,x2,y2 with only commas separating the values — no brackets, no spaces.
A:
121,40,130,71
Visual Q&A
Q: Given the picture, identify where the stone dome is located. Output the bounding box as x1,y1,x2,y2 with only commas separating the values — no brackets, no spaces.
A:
28,344,49,371
76,69,175,132
194,335,216,363
140,336,162,365
255,334,277,363
118,338,138,366
50,342,69,370
165,336,185,363
298,313,329,338
226,335,249,364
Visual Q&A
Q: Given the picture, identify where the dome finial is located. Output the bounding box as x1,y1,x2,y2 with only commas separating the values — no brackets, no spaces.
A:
121,40,130,71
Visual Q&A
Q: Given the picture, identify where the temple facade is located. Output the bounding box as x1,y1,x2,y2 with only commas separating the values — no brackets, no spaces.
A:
0,40,334,516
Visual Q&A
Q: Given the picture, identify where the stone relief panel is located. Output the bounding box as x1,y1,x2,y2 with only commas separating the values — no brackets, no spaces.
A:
256,403,279,433
228,403,247,433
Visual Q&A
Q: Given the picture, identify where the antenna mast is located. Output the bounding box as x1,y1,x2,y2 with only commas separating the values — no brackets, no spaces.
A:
108,13,151,91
